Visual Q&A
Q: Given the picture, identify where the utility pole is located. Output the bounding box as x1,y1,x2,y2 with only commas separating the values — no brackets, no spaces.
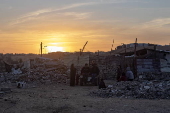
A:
134,38,137,78
40,42,42,57
154,44,157,59
80,49,82,56
134,38,137,57
124,44,126,63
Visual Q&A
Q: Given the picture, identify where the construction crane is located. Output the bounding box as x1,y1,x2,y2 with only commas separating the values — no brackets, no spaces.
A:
80,41,88,56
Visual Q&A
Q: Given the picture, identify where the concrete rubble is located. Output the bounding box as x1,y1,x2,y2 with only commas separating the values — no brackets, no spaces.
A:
90,80,170,99
0,57,69,86
137,72,170,81
28,58,69,84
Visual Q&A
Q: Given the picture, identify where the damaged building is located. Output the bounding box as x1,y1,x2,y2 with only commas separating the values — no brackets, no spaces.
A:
110,43,170,80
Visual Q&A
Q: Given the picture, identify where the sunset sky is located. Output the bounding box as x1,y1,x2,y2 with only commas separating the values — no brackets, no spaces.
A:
0,0,170,54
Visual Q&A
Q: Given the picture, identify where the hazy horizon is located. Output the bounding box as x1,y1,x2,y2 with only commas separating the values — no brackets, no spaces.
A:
1,0,170,54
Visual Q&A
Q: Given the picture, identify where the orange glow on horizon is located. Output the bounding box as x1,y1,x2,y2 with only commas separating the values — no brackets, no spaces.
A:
47,46,64,52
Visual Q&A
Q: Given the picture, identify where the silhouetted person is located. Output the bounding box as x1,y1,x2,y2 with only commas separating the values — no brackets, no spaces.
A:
99,79,106,89
119,72,127,81
70,64,76,86
90,63,100,85
76,73,80,85
116,65,122,82
4,61,12,73
81,63,90,85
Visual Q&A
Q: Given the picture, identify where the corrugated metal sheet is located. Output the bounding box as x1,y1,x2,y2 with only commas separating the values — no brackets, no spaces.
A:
160,54,170,72
137,59,160,73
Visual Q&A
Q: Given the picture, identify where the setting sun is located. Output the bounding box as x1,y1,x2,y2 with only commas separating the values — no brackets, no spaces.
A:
47,46,64,52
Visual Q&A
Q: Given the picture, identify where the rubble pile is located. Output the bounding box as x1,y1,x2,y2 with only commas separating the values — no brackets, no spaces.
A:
27,59,68,84
138,72,170,81
0,58,69,85
90,80,170,99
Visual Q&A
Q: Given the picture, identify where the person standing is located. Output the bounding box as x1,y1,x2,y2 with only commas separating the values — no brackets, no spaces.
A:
75,73,80,85
81,63,90,85
116,65,122,82
90,63,100,85
99,79,106,89
70,64,76,86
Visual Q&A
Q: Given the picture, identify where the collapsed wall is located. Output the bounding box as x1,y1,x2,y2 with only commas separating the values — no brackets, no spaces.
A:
89,55,123,80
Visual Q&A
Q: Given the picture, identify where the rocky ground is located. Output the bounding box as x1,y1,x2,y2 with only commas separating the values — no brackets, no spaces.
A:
0,80,170,113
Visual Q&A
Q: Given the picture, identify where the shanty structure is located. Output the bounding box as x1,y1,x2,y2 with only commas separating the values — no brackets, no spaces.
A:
112,44,170,74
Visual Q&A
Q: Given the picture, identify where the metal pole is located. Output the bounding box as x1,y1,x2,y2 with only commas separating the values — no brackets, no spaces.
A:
134,38,137,57
134,38,137,78
40,42,42,57
80,49,82,56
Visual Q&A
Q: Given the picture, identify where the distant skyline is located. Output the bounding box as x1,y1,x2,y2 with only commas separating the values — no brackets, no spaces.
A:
0,0,170,53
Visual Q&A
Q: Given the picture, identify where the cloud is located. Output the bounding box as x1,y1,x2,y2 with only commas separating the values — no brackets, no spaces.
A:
10,3,93,25
142,18,170,28
163,23,170,27
10,11,92,25
118,17,170,35
109,17,170,44
11,2,95,25
60,12,93,20
10,0,142,25
19,8,53,19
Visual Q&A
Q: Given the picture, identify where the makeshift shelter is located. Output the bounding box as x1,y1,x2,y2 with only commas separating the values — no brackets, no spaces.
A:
110,45,170,79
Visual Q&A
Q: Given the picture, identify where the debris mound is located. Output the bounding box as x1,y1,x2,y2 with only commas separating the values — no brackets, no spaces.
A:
0,58,69,85
89,80,170,99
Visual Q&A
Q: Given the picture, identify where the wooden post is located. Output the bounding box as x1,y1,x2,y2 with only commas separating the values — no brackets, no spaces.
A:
154,45,157,59
124,45,126,70
134,38,137,57
134,38,137,78
80,49,82,56
40,42,42,57
77,56,79,64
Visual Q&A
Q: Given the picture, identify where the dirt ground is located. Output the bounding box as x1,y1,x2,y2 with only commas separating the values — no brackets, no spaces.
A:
0,80,170,113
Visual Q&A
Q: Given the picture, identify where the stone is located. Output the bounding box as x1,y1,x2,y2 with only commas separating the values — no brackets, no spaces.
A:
108,85,113,88
144,86,150,89
139,75,143,79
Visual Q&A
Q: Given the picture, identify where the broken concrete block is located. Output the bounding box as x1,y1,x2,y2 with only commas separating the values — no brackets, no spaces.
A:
144,86,150,89
108,85,113,88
